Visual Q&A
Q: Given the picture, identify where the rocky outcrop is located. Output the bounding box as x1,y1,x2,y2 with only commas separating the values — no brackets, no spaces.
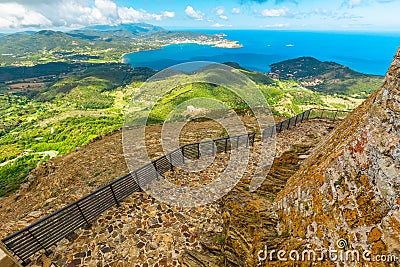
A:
275,48,400,264
179,119,338,267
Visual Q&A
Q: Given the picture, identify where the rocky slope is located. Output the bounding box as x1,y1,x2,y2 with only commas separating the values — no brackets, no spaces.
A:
1,117,336,266
4,48,397,265
179,119,336,267
273,48,400,265
0,119,232,238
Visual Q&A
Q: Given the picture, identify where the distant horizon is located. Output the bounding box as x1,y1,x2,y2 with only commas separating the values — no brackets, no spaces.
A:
2,23,400,35
1,0,400,32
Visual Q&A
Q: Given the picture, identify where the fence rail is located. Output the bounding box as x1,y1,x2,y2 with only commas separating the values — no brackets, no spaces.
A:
262,108,351,141
2,131,256,266
2,108,350,266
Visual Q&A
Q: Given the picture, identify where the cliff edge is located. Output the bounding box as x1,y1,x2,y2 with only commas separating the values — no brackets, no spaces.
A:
275,48,400,260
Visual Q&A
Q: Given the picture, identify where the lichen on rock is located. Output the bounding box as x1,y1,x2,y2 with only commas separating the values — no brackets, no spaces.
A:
275,48,400,263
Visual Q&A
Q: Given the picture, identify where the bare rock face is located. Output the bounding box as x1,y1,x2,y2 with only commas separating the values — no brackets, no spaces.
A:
275,48,400,260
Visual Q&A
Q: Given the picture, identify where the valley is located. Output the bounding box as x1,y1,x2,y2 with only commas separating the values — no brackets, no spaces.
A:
0,55,380,198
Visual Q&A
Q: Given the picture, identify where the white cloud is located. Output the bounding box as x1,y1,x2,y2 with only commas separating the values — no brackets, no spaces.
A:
261,8,289,17
349,0,362,6
216,8,225,15
185,5,203,20
262,23,289,28
162,11,175,18
212,23,232,27
232,7,241,14
0,3,52,29
117,7,163,23
342,0,367,8
95,0,117,14
215,7,228,20
0,0,175,30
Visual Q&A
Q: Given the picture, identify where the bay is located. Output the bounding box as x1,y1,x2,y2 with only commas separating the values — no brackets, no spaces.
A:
123,30,400,75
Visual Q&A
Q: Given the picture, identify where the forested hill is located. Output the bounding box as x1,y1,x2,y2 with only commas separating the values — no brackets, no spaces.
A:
270,57,383,96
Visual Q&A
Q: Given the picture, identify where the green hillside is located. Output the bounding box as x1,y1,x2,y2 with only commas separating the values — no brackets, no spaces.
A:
0,60,370,197
270,57,383,97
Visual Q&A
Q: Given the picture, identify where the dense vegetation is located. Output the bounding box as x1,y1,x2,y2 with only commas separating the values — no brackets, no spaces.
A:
0,154,44,197
270,57,383,96
0,62,74,82
0,63,139,197
0,59,375,197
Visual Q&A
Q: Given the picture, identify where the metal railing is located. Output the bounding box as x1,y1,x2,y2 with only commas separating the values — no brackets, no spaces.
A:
2,132,256,266
262,108,351,140
308,108,352,121
2,108,350,266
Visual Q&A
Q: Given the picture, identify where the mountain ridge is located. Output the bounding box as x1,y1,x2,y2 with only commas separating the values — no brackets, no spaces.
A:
78,23,165,33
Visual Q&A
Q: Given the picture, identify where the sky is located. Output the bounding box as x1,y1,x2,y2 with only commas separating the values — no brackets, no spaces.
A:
0,0,399,32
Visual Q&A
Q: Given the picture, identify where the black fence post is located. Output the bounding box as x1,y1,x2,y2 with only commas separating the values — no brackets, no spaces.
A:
250,133,255,146
152,159,158,173
181,146,185,163
333,110,338,122
109,184,119,206
27,229,49,256
168,153,174,171
76,202,90,228
294,114,299,126
197,142,200,159
22,259,32,266
134,171,143,192
287,118,291,130
306,109,312,120
224,138,228,152
301,111,306,122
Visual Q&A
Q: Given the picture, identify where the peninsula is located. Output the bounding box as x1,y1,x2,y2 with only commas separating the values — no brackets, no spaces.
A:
0,23,242,66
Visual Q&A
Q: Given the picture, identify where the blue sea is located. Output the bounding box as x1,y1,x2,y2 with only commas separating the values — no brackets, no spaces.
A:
123,30,400,75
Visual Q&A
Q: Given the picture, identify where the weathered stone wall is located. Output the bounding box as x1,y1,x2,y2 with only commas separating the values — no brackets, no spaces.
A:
0,245,21,267
275,48,400,263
